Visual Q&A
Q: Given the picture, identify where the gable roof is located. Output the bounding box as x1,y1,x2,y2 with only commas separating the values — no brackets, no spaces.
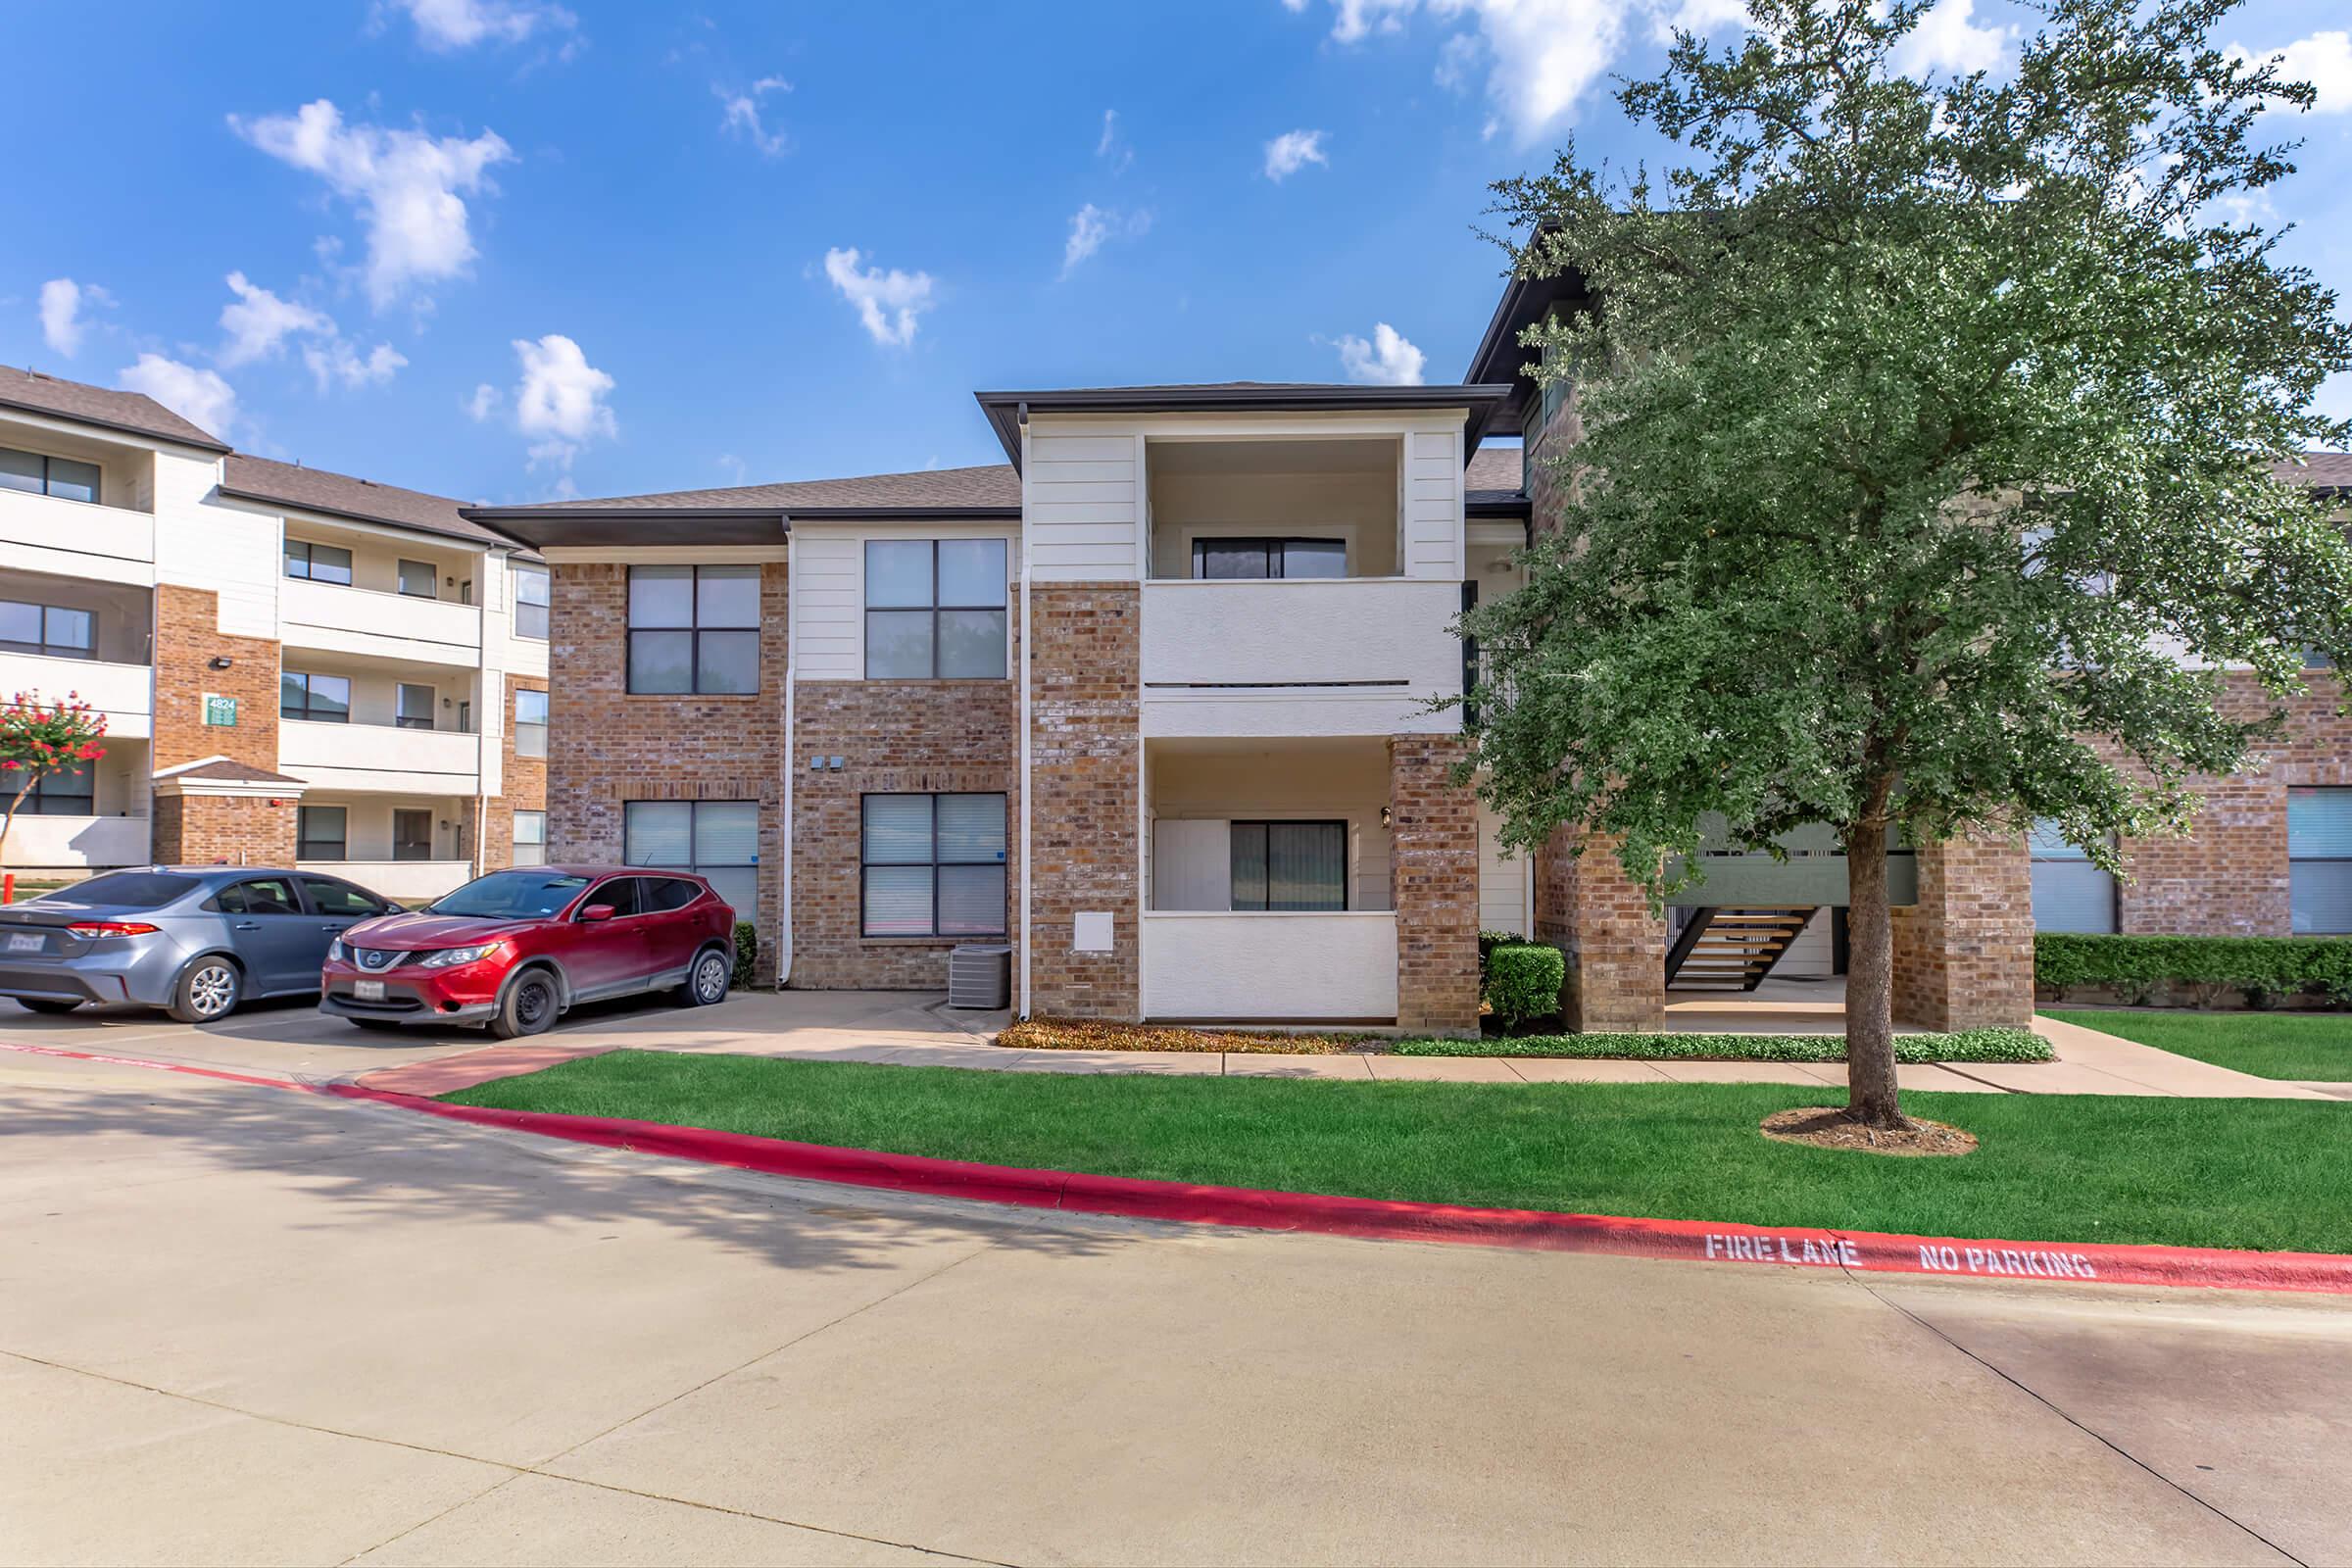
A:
972,382,1517,467
0,366,230,453
471,463,1021,515
218,455,527,553
2280,452,2352,493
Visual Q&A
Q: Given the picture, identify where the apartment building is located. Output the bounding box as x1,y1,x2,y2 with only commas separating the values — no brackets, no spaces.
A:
0,367,549,902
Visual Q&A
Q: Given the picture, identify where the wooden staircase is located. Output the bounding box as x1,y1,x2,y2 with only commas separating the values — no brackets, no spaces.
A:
1664,906,1818,992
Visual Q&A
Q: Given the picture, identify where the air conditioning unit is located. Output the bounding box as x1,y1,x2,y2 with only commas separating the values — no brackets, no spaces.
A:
948,944,1012,1010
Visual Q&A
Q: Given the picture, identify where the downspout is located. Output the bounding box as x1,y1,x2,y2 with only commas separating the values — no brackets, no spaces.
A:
776,522,797,988
1017,406,1034,1020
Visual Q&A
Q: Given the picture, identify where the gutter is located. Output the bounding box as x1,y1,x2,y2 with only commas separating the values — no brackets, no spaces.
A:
777,528,798,988
1017,416,1034,1020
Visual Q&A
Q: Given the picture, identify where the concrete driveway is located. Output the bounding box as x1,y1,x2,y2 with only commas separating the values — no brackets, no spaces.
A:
4,1044,2350,1565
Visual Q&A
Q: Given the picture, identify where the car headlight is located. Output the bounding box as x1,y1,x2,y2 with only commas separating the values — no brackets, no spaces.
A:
328,937,348,961
416,943,502,969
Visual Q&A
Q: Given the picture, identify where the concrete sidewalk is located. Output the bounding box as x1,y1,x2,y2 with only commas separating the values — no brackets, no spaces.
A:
330,995,2334,1101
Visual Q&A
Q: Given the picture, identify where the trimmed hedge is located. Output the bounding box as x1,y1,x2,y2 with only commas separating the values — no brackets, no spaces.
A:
2035,933,2352,1007
1485,942,1565,1031
731,921,760,989
1394,1027,2052,1063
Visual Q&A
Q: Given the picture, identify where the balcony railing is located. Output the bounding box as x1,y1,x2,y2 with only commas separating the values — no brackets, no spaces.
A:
0,814,151,871
1140,909,1398,1021
0,654,152,736
0,488,154,572
1138,577,1462,738
278,719,481,794
298,858,475,904
279,577,483,665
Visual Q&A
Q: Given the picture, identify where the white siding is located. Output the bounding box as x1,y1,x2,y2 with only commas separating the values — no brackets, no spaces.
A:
154,453,278,638
1025,431,1139,583
793,533,863,679
1141,911,1398,1020
1402,428,1462,580
1478,804,1529,937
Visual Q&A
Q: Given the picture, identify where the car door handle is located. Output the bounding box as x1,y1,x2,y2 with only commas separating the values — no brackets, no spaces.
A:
234,921,262,931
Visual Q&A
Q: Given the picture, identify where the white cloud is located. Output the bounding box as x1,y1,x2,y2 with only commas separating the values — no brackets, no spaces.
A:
1060,204,1153,277
217,271,333,368
715,77,791,157
822,247,937,348
464,382,500,420
1652,0,1749,39
37,278,104,358
1263,128,1330,180
1890,0,2011,77
1096,108,1134,171
303,338,408,392
230,99,514,309
1435,31,1481,88
1331,0,1418,42
1335,322,1426,385
119,354,238,439
509,333,615,467
386,0,576,50
2230,30,2352,114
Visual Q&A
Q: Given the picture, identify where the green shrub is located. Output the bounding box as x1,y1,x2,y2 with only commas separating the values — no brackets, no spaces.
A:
1394,1027,2051,1063
1477,929,1521,976
732,921,759,989
1483,942,1564,1032
2034,933,2352,1008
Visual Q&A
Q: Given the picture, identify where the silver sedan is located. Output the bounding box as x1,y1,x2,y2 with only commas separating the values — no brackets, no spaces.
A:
0,866,396,1022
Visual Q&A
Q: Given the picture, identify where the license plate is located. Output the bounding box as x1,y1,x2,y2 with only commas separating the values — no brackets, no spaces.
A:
353,980,385,1001
6,933,42,954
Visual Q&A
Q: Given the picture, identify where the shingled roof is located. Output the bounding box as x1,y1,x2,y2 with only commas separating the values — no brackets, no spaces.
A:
218,455,525,552
472,463,1022,514
0,366,230,452
2280,452,2352,492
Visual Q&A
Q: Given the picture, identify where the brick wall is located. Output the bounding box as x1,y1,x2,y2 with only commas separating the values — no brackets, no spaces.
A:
1889,835,2034,1029
1556,831,1667,1031
1026,583,1140,1019
1389,734,1481,1031
545,561,788,980
152,585,279,771
152,792,298,865
477,671,550,873
789,679,1018,990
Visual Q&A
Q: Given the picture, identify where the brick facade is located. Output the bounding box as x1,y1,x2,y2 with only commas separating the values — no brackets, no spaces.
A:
1889,835,2035,1029
1025,583,1140,1019
151,585,279,772
543,560,789,980
789,679,1019,990
151,791,299,866
1388,734,1481,1032
477,671,550,873
1545,830,1667,1031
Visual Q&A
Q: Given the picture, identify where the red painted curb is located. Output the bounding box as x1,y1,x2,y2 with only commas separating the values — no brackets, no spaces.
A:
0,1038,308,1093
324,1082,2352,1298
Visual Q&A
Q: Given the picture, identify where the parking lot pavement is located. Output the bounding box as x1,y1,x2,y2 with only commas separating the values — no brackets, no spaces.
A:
4,1046,2349,1566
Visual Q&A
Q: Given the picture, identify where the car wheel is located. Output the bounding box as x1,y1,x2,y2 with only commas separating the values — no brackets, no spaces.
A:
489,967,561,1040
677,947,731,1008
16,998,80,1015
168,956,242,1024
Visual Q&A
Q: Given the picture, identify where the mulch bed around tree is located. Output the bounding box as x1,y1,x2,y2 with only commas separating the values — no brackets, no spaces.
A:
1760,1106,1979,1157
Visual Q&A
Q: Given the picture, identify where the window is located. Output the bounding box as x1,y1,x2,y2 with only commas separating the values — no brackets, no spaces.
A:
296,806,347,861
514,688,548,757
582,876,640,917
639,876,700,912
398,559,438,599
0,446,101,505
1230,821,1348,911
283,539,354,586
512,809,548,866
864,540,1007,679
214,877,302,915
624,799,758,922
860,793,1006,938
458,700,472,733
2029,822,2118,934
627,565,759,693
393,809,434,861
35,870,197,908
24,765,94,816
0,599,95,659
396,682,435,730
514,563,550,640
1190,538,1348,581
303,878,387,919
281,671,351,723
2289,788,2352,934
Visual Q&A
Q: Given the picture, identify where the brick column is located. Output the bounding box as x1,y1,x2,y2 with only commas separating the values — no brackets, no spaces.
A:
1889,836,2034,1029
152,585,280,771
1550,831,1666,1032
1027,584,1140,1019
1389,734,1480,1033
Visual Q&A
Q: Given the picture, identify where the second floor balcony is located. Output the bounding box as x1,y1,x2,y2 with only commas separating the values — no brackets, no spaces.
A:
278,718,482,796
279,575,483,668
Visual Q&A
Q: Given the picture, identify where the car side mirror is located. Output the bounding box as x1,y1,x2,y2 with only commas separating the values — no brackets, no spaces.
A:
579,904,615,922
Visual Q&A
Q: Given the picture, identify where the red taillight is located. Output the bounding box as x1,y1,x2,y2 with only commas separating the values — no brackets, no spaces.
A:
68,920,161,938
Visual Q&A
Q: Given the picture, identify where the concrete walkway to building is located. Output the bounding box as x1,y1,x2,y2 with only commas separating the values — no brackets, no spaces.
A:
1,984,2320,1101
4,1043,2349,1566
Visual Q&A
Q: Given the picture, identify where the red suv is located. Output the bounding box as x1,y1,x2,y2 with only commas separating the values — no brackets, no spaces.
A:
320,865,738,1038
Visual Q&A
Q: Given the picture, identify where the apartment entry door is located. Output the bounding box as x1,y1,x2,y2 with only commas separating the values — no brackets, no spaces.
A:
393,810,434,862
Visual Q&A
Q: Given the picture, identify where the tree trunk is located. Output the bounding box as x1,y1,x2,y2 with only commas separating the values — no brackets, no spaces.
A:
1842,821,1906,1129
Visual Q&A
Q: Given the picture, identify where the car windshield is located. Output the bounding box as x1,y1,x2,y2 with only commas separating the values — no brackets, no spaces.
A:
425,871,591,920
28,871,202,909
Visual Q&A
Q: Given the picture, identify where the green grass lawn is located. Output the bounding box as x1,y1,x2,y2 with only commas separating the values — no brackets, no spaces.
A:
447,1051,2352,1253
2044,1008,2352,1082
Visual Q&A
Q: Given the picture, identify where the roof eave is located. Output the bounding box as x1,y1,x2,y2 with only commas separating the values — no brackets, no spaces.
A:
216,485,521,555
0,393,231,456
972,384,1519,469
457,506,790,551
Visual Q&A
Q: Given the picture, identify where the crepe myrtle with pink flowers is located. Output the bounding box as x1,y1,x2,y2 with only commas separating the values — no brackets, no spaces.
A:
0,693,108,870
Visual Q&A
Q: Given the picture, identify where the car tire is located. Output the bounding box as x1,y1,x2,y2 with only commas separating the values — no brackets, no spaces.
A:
676,946,731,1008
168,956,243,1024
16,998,80,1014
489,966,561,1040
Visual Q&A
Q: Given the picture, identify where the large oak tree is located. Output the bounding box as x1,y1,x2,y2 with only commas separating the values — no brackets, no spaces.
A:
1470,0,2352,1126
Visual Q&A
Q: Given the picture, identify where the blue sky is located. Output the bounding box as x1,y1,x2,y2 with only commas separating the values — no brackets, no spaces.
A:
5,0,2347,505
